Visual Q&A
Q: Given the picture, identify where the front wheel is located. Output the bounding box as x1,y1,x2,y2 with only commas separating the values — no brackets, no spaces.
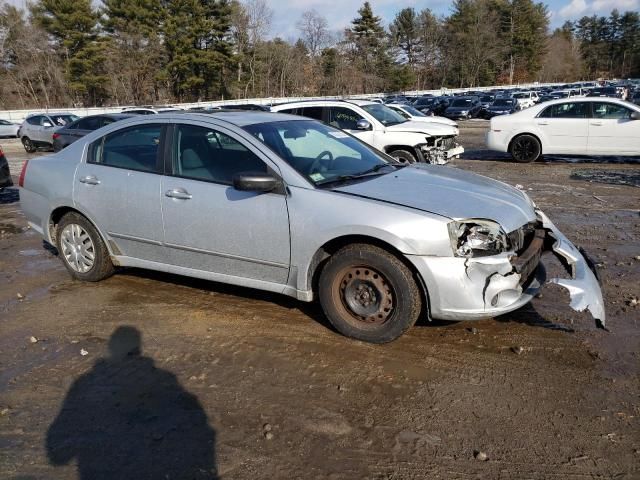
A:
56,212,115,282
389,149,417,164
509,134,541,163
318,244,423,343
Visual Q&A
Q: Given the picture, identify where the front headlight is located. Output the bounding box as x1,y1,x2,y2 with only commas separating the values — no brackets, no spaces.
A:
448,219,510,257
460,110,469,115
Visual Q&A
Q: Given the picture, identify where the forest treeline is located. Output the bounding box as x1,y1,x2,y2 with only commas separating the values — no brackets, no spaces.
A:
0,0,638,109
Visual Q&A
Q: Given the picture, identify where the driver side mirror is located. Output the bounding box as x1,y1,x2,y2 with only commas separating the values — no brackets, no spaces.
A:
356,119,371,130
233,173,281,193
631,111,640,120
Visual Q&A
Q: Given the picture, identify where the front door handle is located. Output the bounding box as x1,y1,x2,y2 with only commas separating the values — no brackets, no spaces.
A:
79,175,100,185
537,121,549,126
590,121,603,126
165,188,192,200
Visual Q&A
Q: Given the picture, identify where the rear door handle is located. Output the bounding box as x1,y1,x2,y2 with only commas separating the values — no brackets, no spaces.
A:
537,121,549,126
79,175,100,185
590,121,603,126
165,188,192,200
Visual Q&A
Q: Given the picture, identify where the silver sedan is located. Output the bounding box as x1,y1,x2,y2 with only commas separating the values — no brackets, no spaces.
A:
0,118,20,138
18,112,605,343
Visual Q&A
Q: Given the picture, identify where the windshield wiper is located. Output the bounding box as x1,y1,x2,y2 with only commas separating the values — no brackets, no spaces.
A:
315,163,405,187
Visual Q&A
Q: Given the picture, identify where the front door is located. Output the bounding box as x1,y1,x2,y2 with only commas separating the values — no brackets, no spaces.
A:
161,122,290,286
74,123,167,263
588,102,640,155
327,106,375,147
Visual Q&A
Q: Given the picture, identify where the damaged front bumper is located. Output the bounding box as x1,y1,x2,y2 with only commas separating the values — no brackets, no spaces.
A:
407,210,606,328
419,144,465,165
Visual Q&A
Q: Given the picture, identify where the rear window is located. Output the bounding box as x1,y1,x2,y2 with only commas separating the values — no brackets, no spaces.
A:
89,124,162,173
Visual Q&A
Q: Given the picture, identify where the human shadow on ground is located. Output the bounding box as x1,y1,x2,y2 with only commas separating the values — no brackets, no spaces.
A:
46,326,217,479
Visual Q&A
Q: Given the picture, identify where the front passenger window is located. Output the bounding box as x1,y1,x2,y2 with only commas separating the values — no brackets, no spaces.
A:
328,107,363,130
173,124,267,184
592,103,632,119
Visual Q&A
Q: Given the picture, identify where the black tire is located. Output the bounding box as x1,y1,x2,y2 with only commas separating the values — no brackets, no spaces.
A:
22,137,36,153
389,149,417,164
56,212,115,282
509,134,541,163
318,244,423,344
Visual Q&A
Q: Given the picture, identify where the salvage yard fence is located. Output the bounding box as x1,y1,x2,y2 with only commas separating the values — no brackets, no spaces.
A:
0,83,560,124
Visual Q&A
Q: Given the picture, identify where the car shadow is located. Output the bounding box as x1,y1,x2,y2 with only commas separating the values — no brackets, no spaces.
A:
119,267,336,332
46,326,218,479
461,149,640,164
496,302,575,332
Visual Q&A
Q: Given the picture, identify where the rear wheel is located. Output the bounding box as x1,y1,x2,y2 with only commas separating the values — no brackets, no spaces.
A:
389,149,417,164
56,212,115,282
509,134,541,163
22,137,36,153
318,244,422,343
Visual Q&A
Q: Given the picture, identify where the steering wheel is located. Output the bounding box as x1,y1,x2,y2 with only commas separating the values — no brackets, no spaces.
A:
309,150,334,174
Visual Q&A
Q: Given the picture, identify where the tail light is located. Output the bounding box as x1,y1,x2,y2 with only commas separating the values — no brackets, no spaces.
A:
0,146,4,157
18,160,29,188
52,133,60,140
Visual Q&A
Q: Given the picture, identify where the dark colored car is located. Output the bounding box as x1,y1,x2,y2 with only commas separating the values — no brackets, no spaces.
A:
443,97,483,120
0,146,12,189
414,96,450,115
52,114,134,152
586,87,621,98
479,95,495,108
218,104,271,111
481,98,519,119
631,91,640,105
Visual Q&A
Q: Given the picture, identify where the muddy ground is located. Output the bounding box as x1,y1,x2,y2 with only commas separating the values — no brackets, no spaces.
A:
1,123,639,479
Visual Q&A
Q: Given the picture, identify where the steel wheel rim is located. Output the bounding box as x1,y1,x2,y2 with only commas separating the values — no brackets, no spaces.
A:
60,223,95,273
337,266,394,325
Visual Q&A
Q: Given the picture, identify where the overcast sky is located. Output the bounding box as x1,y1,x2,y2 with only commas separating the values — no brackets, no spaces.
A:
4,0,639,37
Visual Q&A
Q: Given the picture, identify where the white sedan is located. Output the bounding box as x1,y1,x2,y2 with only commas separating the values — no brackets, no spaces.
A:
0,119,20,138
386,103,458,127
487,98,640,162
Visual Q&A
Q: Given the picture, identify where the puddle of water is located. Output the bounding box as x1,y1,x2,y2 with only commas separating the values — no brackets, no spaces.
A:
18,249,43,257
570,169,640,188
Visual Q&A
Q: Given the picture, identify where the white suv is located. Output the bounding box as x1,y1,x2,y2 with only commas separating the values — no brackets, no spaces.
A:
511,91,539,109
19,112,79,152
271,100,463,164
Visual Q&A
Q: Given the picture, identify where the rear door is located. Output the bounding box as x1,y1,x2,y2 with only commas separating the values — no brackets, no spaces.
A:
535,102,589,154
588,102,640,155
161,122,290,285
74,123,167,263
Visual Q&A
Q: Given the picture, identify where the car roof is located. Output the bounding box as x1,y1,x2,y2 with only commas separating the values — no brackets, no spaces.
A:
26,112,76,118
149,111,308,127
274,99,377,108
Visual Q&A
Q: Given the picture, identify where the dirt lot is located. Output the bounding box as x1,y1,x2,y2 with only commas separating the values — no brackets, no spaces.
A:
1,123,639,479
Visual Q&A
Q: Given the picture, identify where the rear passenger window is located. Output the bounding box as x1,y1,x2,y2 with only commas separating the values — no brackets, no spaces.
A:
76,117,103,130
89,125,161,173
300,107,324,121
173,124,267,184
539,103,588,118
27,116,42,126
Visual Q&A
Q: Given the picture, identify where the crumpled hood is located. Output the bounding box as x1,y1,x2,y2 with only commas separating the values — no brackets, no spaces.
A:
386,120,457,137
332,164,536,233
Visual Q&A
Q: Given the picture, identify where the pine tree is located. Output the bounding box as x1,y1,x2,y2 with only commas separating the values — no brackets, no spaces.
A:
31,0,107,105
390,8,421,67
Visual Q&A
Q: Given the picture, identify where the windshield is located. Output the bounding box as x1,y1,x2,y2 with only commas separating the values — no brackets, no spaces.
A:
50,114,79,126
492,99,512,107
400,105,426,117
480,96,493,102
451,99,473,107
244,120,395,186
360,104,407,126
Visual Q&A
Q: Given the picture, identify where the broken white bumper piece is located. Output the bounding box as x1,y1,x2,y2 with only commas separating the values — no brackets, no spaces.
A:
540,210,606,329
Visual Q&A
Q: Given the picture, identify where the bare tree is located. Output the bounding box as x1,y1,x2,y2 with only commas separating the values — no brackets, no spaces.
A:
296,9,329,57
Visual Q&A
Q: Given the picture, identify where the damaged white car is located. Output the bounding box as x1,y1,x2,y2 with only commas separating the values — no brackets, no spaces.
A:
271,100,463,165
19,113,604,344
